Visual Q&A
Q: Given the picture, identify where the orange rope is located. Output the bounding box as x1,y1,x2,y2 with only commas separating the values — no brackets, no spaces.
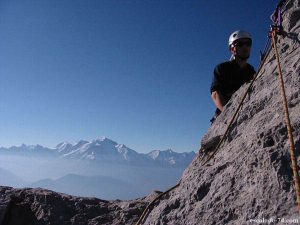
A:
271,30,300,214
135,182,180,225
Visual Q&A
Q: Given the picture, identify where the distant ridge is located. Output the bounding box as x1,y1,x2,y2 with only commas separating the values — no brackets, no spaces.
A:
0,137,195,167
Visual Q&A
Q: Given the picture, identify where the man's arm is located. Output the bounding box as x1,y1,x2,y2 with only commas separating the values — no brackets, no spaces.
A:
211,91,226,112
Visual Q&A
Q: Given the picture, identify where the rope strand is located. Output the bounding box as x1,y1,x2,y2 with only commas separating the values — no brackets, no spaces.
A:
271,30,300,214
135,182,180,225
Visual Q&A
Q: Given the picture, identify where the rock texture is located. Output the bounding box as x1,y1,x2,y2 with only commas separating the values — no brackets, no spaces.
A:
1,0,300,224
0,186,156,225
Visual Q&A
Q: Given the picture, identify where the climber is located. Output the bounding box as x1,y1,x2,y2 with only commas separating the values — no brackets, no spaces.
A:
210,30,256,124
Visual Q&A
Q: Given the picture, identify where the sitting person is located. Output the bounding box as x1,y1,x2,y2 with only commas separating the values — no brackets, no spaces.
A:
210,30,256,124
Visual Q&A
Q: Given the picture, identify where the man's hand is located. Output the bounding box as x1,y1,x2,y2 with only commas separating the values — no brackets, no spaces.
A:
211,91,225,112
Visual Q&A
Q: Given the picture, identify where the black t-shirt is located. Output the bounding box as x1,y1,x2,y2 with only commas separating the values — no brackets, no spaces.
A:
210,61,256,103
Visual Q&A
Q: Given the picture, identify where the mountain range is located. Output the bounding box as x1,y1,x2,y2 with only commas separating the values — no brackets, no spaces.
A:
0,136,196,167
0,137,195,199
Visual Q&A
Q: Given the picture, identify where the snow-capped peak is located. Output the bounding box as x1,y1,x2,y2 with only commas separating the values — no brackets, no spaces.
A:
75,140,90,146
1,137,195,167
93,137,118,146
95,136,108,142
56,142,72,149
116,144,126,149
148,150,160,159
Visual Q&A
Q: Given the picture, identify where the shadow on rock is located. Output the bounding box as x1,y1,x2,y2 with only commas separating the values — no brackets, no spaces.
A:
1,198,42,225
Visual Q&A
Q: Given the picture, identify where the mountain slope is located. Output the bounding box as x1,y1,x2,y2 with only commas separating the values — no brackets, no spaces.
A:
31,174,137,200
57,137,196,166
0,144,57,157
0,168,26,188
0,137,195,167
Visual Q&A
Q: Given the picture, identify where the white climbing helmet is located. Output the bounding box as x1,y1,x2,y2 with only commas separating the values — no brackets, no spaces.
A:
228,30,252,50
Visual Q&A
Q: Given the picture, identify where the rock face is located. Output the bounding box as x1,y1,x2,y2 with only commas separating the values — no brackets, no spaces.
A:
0,186,152,225
1,1,300,225
142,1,300,224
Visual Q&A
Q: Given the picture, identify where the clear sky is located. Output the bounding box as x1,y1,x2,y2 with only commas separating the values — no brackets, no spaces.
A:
0,0,279,152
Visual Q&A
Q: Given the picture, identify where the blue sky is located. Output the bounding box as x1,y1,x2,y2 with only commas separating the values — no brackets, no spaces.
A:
0,0,278,152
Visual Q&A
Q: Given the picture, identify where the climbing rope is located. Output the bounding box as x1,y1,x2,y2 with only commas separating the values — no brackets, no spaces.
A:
271,30,300,214
135,182,180,225
260,37,271,63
